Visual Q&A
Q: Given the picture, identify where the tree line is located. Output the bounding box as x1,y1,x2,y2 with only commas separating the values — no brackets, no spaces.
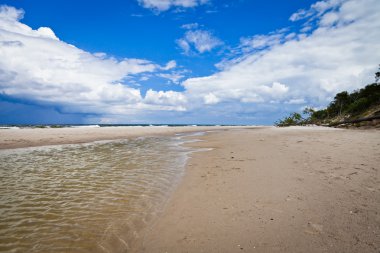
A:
275,67,380,127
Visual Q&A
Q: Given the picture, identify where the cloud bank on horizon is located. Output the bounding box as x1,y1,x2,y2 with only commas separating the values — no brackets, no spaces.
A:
0,0,379,124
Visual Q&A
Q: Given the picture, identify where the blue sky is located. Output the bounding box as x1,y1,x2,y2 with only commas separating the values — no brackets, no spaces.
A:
0,0,379,124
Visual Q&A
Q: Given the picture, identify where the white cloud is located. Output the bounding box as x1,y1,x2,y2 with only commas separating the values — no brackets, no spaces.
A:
177,29,222,54
203,93,219,104
158,72,185,84
181,23,199,29
0,5,23,22
137,0,209,12
259,82,289,97
162,60,177,70
0,5,183,117
285,98,306,105
240,34,283,50
237,29,292,54
290,0,344,22
144,89,187,110
182,0,380,113
176,38,191,54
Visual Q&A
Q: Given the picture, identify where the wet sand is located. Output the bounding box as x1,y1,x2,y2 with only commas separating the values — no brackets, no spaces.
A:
0,126,247,149
141,127,380,253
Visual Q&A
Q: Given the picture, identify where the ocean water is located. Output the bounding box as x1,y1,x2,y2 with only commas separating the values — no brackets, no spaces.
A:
0,134,200,252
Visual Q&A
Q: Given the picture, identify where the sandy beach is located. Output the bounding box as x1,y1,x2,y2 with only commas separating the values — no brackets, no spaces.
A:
1,126,379,252
1,0,379,252
0,126,245,149
141,127,380,253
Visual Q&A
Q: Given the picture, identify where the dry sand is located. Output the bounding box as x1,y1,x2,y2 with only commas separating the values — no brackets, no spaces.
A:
141,127,380,253
1,126,379,253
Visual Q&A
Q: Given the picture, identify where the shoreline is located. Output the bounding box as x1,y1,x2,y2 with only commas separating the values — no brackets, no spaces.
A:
140,127,380,253
0,130,211,253
0,125,256,150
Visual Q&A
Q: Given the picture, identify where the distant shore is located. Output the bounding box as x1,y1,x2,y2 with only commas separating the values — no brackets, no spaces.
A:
140,127,380,253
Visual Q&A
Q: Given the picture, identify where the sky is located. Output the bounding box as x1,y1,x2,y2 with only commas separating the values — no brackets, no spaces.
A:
0,0,379,125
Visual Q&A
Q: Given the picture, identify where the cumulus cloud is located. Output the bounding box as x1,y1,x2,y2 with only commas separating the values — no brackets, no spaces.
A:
0,5,23,21
203,93,220,105
0,5,183,117
182,0,380,113
1,0,379,124
177,29,223,54
144,89,187,111
137,0,209,12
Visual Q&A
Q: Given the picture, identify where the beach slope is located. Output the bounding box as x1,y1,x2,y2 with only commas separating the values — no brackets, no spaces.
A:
141,127,380,253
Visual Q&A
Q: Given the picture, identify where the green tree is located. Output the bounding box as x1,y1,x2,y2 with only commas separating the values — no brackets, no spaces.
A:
303,107,315,116
275,112,304,127
275,66,380,126
334,91,350,116
347,98,370,114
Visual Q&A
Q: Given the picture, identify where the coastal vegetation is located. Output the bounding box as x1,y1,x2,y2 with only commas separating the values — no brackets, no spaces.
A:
276,68,380,127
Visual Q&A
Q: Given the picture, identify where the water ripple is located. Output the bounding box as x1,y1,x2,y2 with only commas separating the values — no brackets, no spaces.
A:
0,136,192,252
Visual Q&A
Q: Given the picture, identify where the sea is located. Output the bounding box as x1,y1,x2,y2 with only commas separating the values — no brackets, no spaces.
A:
0,128,208,252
